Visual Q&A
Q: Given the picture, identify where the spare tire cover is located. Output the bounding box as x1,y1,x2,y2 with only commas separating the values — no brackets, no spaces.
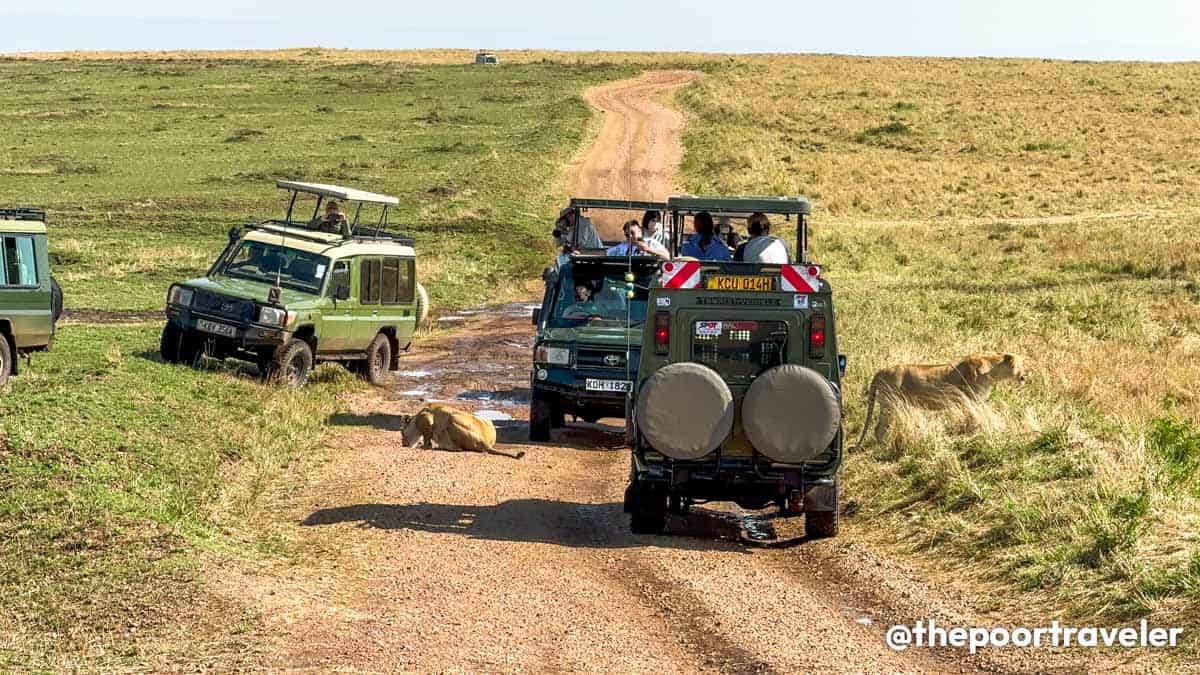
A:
742,364,840,463
636,362,734,460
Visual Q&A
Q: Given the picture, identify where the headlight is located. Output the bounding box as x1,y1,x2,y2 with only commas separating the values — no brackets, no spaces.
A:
167,286,193,307
536,345,571,366
258,306,289,326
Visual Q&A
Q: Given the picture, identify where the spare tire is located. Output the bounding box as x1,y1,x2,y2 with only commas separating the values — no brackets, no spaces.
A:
635,362,734,460
415,282,430,328
742,364,840,463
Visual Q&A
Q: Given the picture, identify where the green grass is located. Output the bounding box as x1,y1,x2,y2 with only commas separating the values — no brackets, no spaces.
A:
0,59,637,310
0,57,645,667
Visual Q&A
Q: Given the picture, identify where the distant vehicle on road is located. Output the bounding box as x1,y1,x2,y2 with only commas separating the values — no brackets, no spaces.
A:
0,208,62,387
161,181,426,388
474,50,500,65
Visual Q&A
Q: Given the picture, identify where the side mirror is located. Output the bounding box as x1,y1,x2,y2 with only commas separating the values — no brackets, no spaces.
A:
268,286,282,305
542,266,558,284
531,307,541,325
228,227,241,243
334,285,351,301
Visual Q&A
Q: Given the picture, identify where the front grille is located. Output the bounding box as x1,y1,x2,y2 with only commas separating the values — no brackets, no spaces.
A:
193,291,256,323
576,345,639,371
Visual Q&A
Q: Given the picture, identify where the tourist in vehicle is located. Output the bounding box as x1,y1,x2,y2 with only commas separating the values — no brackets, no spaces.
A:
680,211,732,261
607,220,670,259
316,200,351,236
735,212,790,263
561,284,602,316
642,209,668,247
555,207,603,250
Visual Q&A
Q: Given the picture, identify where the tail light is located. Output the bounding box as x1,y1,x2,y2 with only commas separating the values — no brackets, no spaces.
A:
654,311,670,355
809,315,826,359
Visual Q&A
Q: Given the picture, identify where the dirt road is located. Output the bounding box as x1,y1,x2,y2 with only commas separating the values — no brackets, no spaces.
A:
212,73,1073,673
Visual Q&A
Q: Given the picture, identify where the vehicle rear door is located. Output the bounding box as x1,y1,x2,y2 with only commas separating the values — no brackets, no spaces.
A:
0,233,52,348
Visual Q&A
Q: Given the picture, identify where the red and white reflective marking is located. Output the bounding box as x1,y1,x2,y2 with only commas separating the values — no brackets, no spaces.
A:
660,260,701,289
780,264,822,293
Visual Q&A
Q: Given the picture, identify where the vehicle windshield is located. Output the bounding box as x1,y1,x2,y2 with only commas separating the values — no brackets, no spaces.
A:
217,241,330,294
549,264,655,328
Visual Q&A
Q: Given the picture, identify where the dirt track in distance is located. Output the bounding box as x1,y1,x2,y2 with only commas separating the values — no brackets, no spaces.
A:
208,72,1095,673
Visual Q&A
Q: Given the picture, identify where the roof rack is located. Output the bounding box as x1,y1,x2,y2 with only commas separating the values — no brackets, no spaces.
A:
0,207,47,222
569,198,667,211
666,195,811,217
248,221,415,248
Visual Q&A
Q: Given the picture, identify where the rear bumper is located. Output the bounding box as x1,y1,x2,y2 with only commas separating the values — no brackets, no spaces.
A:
631,454,839,512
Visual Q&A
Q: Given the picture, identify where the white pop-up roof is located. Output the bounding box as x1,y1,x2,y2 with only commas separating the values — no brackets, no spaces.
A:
276,181,400,206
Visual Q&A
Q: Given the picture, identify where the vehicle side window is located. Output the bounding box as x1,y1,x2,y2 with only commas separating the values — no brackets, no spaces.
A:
361,258,381,304
327,260,351,297
381,257,400,304
1,236,38,287
380,257,415,305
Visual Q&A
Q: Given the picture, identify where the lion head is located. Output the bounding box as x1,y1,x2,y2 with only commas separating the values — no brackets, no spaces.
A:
971,352,1027,383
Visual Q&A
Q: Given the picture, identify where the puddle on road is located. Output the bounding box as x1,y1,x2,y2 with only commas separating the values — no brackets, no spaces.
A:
398,370,432,379
474,409,514,422
398,388,430,397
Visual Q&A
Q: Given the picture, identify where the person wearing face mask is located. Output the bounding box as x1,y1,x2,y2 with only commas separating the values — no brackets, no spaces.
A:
641,209,668,247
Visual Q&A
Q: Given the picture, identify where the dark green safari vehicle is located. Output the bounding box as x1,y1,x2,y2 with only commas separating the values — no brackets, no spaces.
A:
161,182,427,387
624,196,846,537
0,208,63,387
529,198,668,441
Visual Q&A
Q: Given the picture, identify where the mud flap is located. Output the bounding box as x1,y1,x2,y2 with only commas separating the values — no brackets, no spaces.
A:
803,481,839,512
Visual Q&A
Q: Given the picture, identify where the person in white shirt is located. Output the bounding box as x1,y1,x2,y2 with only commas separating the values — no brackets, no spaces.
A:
607,220,670,259
642,209,669,247
735,212,790,264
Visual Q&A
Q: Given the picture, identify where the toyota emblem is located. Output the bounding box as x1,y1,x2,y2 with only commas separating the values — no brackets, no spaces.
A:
220,302,235,313
603,354,623,367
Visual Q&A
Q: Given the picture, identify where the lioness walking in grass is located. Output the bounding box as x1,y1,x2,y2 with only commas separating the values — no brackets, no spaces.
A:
857,352,1027,446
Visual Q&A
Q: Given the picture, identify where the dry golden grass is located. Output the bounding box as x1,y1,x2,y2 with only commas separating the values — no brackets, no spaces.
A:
676,54,1200,640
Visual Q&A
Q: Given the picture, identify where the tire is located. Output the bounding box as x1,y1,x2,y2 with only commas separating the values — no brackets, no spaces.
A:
50,276,64,323
265,339,314,388
629,483,667,534
806,510,839,539
0,335,11,387
160,322,202,365
160,322,183,364
361,333,392,386
551,405,566,428
529,390,553,442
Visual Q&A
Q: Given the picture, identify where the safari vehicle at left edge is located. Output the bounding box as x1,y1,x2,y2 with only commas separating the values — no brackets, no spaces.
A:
161,181,427,387
1,208,63,387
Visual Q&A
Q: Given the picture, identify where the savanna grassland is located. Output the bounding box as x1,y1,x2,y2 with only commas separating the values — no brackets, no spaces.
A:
3,47,1200,668
0,56,645,668
679,56,1200,638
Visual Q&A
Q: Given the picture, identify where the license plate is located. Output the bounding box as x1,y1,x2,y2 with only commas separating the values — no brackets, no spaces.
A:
586,379,631,393
196,318,237,338
705,275,774,292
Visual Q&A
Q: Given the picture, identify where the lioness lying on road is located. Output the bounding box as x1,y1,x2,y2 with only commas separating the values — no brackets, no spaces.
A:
857,352,1027,447
401,403,525,459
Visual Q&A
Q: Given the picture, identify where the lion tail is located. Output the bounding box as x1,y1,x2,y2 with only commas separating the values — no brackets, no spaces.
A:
854,377,878,450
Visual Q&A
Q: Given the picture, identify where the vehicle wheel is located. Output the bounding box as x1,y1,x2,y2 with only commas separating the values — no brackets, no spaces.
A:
530,391,553,442
266,339,314,388
361,333,392,386
50,276,64,323
551,405,566,428
806,510,839,539
0,335,11,387
160,322,183,364
629,483,667,534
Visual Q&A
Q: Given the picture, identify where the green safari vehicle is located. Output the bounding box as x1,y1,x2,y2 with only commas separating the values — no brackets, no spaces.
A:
161,182,426,387
0,208,63,387
625,196,845,537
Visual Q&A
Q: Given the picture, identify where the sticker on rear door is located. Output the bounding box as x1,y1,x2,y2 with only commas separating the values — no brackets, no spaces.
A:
656,297,671,307
793,294,809,309
695,321,723,337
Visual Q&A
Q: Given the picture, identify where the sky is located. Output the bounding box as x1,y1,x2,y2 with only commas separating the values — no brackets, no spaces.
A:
2,0,1199,61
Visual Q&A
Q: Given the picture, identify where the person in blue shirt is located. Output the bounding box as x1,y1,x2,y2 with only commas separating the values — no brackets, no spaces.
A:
680,211,732,261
